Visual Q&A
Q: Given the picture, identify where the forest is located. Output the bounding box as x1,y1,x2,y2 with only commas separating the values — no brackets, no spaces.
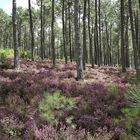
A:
0,0,140,139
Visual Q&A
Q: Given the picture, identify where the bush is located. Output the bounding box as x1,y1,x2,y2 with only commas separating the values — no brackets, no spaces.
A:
126,88,140,138
0,49,14,58
113,88,140,139
19,48,26,58
0,49,14,68
39,91,76,126
25,119,113,140
19,48,32,59
0,51,7,64
0,116,24,139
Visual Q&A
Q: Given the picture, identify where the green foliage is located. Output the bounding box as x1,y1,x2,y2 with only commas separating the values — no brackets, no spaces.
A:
0,48,32,61
121,107,140,131
0,49,14,58
113,88,140,137
121,108,139,118
25,51,32,59
114,88,140,139
0,51,7,64
130,77,140,84
114,117,122,126
39,91,76,126
0,116,24,138
19,48,32,59
108,85,119,97
0,49,14,64
128,88,140,108
135,75,140,83
19,48,26,58
8,129,16,137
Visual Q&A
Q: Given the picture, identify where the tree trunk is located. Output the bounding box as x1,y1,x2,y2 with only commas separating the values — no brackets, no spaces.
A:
88,0,94,68
121,0,126,72
23,26,27,51
28,0,35,61
74,0,84,80
109,25,112,65
95,0,99,66
128,0,139,74
65,5,69,63
12,0,19,68
51,0,56,66
125,14,130,68
43,5,46,58
68,0,72,62
18,18,22,49
83,0,87,70
62,0,67,64
105,18,110,65
137,9,140,75
98,0,102,66
40,0,44,60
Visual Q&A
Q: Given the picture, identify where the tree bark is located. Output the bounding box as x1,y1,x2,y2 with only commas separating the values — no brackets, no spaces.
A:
128,0,139,74
28,0,35,61
12,0,19,68
121,0,126,72
40,0,44,60
83,0,87,70
88,0,94,68
125,14,130,68
68,0,72,62
62,0,67,64
51,0,56,66
74,0,84,80
98,0,102,66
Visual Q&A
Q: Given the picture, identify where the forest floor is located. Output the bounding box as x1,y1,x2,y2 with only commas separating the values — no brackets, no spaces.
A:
0,59,139,140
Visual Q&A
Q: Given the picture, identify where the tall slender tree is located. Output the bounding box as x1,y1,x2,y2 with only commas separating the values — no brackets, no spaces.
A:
128,0,139,75
62,0,67,63
74,0,84,80
88,0,94,68
95,0,99,66
68,0,72,62
125,14,130,68
121,0,126,72
28,0,35,61
98,0,102,65
40,0,44,60
83,0,87,70
12,0,19,68
51,0,56,66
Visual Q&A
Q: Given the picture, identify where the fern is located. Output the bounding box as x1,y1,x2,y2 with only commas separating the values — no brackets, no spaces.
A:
127,88,140,139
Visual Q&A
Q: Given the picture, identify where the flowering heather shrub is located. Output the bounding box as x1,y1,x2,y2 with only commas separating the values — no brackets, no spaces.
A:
35,124,91,140
57,70,76,79
44,79,60,93
0,113,113,140
37,69,56,79
0,116,24,138
25,119,113,140
0,109,25,139
60,63,76,71
0,59,134,139
59,79,84,97
5,95,25,114
71,83,128,132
